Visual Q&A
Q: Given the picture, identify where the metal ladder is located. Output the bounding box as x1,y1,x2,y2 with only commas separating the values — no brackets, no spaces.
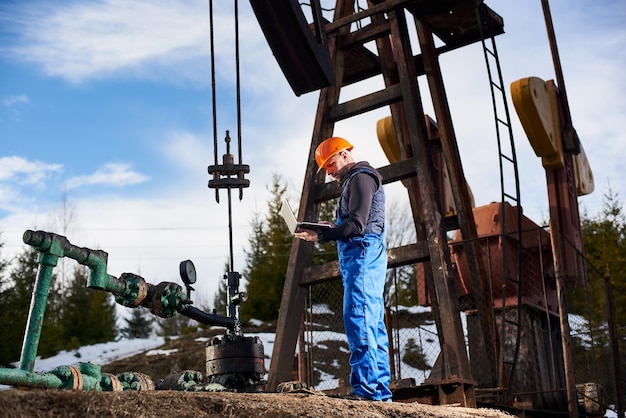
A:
475,4,524,399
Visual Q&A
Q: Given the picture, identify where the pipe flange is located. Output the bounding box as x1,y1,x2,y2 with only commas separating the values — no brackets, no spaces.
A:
117,371,154,391
100,372,123,392
136,372,154,391
155,370,204,391
115,273,149,307
150,282,185,318
51,365,84,390
68,366,83,390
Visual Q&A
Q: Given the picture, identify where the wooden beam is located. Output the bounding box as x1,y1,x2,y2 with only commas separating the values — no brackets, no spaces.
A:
299,242,430,286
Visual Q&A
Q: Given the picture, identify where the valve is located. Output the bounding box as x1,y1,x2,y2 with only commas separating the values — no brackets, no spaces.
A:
115,273,149,307
224,271,246,335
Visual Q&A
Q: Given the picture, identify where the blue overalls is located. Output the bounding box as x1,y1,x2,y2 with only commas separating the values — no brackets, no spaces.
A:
336,166,392,401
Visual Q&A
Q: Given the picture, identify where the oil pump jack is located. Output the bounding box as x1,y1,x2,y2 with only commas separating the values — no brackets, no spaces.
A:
0,1,614,416
250,0,607,416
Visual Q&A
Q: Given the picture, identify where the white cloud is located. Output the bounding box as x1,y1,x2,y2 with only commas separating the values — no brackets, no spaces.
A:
0,156,62,216
6,0,214,84
0,156,62,184
2,1,281,88
2,94,29,107
65,162,149,190
1,94,30,120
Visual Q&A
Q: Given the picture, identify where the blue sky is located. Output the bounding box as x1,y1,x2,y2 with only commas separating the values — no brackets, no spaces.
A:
1,0,625,305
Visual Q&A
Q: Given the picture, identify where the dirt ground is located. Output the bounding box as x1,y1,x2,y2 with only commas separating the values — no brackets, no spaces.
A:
0,389,516,418
0,328,515,417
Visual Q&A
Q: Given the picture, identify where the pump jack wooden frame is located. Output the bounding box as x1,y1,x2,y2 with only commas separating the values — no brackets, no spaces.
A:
266,1,506,406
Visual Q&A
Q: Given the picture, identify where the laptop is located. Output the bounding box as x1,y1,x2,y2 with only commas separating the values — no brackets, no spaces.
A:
280,199,333,235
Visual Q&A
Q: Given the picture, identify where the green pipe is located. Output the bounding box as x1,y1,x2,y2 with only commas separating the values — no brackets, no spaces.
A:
18,230,124,372
19,251,59,372
15,230,212,385
50,363,99,390
0,362,118,391
0,367,63,389
23,230,126,294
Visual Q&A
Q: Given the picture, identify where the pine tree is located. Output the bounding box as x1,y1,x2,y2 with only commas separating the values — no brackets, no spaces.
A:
579,186,626,325
0,247,44,365
0,238,7,274
402,337,430,370
0,245,68,363
575,186,626,406
60,266,117,351
241,174,292,323
121,308,154,339
0,239,16,367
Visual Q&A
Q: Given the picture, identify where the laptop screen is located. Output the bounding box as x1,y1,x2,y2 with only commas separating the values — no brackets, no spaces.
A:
280,199,333,235
280,199,299,235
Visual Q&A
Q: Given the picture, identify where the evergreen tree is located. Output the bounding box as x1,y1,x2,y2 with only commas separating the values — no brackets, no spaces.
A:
0,238,7,278
0,245,67,363
0,239,15,367
0,236,9,290
60,266,117,351
121,307,154,339
0,247,46,365
402,337,430,370
575,186,626,406
579,187,626,326
241,174,292,323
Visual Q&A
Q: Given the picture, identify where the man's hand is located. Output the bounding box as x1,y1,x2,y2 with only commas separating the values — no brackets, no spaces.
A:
295,229,318,242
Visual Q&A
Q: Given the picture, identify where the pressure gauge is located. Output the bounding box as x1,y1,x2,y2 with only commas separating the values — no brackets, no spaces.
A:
179,259,197,285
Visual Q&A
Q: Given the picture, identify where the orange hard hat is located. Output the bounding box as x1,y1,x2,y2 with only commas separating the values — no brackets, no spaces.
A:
315,137,354,172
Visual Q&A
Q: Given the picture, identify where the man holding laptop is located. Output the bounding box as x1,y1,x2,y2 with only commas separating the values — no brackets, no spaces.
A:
294,137,391,402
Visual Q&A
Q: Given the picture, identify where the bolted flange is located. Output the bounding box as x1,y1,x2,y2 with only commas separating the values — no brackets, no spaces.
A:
205,334,265,391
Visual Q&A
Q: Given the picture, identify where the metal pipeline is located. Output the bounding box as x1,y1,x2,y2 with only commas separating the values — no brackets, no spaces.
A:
23,230,126,293
19,230,125,371
181,305,236,330
0,230,244,390
21,231,235,323
0,362,123,391
0,368,63,389
18,251,57,372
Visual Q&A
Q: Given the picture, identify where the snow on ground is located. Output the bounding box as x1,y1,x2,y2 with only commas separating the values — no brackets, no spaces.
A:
30,337,167,372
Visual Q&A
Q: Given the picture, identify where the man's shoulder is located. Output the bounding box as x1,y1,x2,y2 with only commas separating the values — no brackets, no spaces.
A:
344,166,382,194
350,162,382,181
